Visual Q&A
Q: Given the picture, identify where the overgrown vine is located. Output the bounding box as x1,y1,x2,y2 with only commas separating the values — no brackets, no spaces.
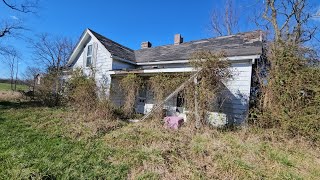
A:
149,73,187,119
119,73,142,116
253,42,320,141
186,51,232,127
147,51,232,127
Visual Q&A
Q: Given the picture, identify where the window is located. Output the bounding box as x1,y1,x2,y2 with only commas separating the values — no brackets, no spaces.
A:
86,45,93,67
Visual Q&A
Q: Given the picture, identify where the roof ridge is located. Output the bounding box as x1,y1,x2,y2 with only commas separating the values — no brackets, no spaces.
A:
88,28,261,53
88,28,134,52
134,30,262,51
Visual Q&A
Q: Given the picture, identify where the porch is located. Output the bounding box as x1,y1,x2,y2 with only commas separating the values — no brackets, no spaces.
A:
108,68,232,126
109,70,188,117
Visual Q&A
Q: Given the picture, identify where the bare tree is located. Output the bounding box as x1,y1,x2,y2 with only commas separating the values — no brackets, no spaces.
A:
0,21,24,38
31,34,74,72
23,66,41,81
0,0,39,76
22,66,41,91
261,0,318,44
0,0,38,39
210,0,239,36
14,56,19,90
31,34,74,105
1,48,20,90
2,0,38,13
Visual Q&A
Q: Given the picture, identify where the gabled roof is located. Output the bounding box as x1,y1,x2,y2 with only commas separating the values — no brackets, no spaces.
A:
69,29,263,66
88,29,136,62
134,31,263,63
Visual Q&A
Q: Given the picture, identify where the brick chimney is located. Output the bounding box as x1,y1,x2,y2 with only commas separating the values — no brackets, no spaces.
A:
141,41,152,49
174,34,183,45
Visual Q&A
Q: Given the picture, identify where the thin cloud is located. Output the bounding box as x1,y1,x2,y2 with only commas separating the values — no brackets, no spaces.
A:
10,15,19,20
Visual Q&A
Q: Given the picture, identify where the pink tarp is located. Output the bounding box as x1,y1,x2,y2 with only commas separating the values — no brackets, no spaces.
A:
164,116,184,130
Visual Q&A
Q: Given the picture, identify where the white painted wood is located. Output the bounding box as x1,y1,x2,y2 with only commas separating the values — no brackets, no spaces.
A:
67,29,90,66
220,62,253,124
136,55,260,65
68,29,258,125
69,32,113,98
109,67,195,74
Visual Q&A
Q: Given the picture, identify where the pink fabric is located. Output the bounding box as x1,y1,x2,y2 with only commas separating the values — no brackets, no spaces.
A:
164,116,184,129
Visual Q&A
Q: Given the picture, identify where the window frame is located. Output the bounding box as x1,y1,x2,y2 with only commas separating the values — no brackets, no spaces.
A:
86,44,93,67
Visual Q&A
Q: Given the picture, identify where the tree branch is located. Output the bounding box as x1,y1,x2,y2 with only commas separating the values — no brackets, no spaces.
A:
0,23,24,37
2,0,38,13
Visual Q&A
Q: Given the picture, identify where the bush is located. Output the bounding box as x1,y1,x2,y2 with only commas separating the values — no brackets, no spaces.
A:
34,73,64,106
67,69,97,110
253,42,320,142
61,69,122,139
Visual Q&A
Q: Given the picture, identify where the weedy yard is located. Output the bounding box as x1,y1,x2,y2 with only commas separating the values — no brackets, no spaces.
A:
0,83,28,101
0,100,319,179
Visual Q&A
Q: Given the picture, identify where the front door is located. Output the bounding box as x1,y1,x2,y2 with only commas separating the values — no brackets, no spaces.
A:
136,87,146,114
136,97,146,114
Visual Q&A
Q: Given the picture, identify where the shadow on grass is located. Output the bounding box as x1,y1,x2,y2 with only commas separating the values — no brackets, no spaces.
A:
0,116,5,123
0,101,44,110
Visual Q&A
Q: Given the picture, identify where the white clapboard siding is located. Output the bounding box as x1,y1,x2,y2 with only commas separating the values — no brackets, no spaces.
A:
219,62,252,124
70,35,113,97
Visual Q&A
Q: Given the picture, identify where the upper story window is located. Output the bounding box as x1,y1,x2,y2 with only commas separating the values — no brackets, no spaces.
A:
86,45,93,67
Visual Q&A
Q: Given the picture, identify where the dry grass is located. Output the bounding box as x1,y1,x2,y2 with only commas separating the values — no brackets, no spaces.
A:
0,90,23,101
104,120,320,179
1,103,319,179
30,108,127,141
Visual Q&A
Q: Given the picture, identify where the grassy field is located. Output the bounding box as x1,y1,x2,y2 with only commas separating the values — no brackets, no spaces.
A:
0,83,28,91
0,101,319,179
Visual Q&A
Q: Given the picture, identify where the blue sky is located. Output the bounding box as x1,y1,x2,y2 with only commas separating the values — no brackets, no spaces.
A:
0,0,319,78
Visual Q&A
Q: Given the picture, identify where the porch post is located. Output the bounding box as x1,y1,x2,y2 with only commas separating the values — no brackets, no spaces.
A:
194,76,201,129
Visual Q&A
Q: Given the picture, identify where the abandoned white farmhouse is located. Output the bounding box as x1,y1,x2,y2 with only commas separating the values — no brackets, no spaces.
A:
67,28,263,124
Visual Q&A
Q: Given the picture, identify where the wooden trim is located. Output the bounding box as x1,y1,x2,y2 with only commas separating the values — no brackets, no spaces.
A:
136,55,261,65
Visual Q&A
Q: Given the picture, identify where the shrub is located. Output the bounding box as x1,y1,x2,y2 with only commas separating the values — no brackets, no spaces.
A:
253,42,320,142
66,69,97,110
34,72,64,107
62,69,121,139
